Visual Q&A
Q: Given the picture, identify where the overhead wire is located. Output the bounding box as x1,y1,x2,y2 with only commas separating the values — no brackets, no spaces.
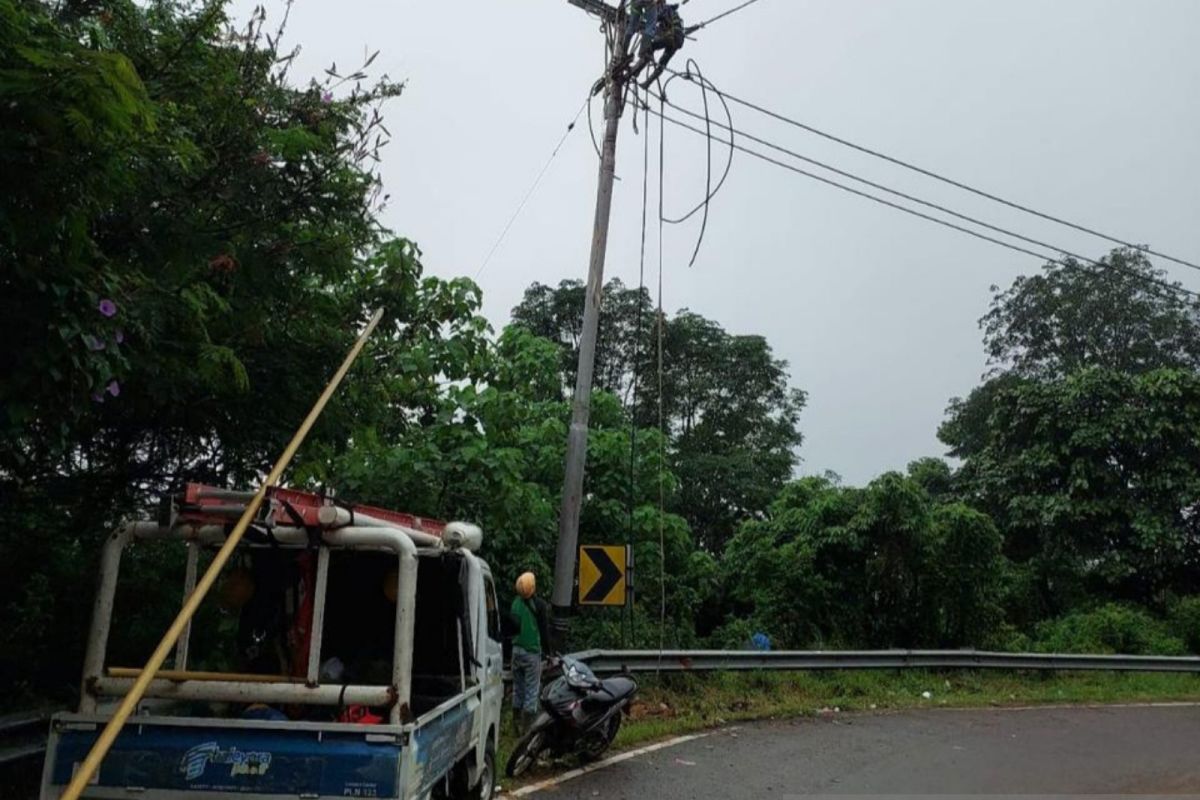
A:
688,0,767,31
648,95,1198,300
650,107,1200,301
474,96,589,279
663,68,1200,275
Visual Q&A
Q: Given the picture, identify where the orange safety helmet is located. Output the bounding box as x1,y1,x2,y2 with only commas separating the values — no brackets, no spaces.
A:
515,572,536,599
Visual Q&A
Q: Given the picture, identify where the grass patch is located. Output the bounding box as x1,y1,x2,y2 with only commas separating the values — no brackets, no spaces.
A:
497,669,1200,790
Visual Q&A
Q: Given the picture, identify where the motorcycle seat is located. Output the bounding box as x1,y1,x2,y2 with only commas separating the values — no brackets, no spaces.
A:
595,676,636,701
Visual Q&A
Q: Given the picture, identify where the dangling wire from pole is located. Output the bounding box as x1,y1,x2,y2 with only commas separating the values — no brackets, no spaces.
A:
655,88,668,672
636,59,736,268
625,97,651,651
660,59,733,266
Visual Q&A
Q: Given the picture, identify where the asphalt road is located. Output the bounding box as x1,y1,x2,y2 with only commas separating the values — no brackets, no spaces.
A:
525,704,1200,798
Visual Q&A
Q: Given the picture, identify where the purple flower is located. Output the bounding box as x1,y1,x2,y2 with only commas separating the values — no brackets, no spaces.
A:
106,380,120,397
115,330,125,345
98,299,117,318
91,392,105,404
321,90,333,104
84,334,105,351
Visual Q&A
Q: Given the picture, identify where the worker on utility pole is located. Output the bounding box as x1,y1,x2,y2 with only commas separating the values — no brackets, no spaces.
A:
626,0,661,43
630,2,686,86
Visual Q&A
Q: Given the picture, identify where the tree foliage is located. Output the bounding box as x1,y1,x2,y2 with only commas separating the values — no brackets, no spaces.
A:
4,1,1200,720
1,0,404,480
0,0,409,704
942,251,1200,615
513,280,806,551
945,249,1200,461
980,250,1200,379
946,368,1200,615
720,470,1006,649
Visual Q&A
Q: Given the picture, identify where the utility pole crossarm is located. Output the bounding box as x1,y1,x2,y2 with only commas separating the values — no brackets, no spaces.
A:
567,0,620,24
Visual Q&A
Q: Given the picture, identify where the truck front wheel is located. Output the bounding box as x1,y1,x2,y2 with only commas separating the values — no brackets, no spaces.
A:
469,741,496,800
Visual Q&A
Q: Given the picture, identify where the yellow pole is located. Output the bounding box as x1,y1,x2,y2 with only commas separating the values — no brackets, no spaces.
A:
61,308,385,800
105,668,298,684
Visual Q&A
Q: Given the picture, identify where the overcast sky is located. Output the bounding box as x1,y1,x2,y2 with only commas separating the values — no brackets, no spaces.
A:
234,0,1200,485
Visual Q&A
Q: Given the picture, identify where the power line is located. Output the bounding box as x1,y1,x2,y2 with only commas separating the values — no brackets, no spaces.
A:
652,93,1196,296
649,106,1200,302
689,0,767,31
475,96,589,279
664,69,1200,275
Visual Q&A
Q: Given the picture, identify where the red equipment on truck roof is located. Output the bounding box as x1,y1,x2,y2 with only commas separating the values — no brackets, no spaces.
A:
175,482,449,538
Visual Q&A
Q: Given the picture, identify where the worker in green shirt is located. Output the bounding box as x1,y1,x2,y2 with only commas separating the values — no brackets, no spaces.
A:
509,571,550,733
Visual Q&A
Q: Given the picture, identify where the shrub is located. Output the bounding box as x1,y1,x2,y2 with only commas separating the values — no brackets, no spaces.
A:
1168,597,1200,654
1033,604,1186,656
708,617,760,650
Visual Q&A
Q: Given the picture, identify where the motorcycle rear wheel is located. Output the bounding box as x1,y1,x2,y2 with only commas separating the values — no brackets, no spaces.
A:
578,713,621,763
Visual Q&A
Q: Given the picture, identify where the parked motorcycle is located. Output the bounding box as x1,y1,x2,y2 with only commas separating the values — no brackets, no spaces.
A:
505,655,637,777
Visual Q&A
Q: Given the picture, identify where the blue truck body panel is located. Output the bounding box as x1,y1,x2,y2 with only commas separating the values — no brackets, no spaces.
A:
48,721,402,798
410,704,473,796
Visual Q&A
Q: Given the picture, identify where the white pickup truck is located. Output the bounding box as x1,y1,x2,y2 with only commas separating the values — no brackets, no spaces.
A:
40,484,504,799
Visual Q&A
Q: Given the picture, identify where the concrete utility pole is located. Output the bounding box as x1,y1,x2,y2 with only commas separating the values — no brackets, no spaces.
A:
551,0,631,646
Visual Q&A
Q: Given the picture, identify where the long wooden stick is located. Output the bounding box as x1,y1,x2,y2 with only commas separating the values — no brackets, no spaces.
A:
106,668,298,684
62,308,384,800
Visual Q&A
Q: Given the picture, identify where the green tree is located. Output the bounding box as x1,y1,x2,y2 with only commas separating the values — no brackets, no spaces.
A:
651,313,806,552
511,278,652,400
925,503,1005,646
944,368,1200,614
944,249,1200,462
851,473,933,647
718,476,850,650
513,281,806,553
942,251,1200,615
906,457,956,499
720,473,1007,649
980,249,1200,379
0,0,418,704
318,325,703,651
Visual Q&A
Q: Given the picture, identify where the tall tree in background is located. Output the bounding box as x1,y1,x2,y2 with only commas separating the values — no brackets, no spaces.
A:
513,280,806,552
942,250,1200,616
511,279,651,401
946,368,1200,617
944,249,1200,460
981,249,1200,379
646,312,806,552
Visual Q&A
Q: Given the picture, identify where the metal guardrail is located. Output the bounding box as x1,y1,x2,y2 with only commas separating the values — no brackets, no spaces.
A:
0,709,54,765
572,649,1200,675
7,648,1198,764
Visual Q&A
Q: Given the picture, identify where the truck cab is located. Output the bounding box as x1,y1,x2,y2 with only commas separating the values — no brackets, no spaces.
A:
40,485,504,799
